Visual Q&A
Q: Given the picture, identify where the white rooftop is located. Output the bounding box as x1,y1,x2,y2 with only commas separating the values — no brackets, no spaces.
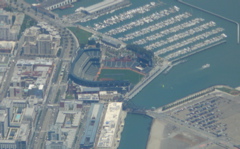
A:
97,102,122,148
83,0,126,14
77,93,99,101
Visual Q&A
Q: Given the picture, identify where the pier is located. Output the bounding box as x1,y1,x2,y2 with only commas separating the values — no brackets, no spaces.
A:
177,0,240,44
171,40,226,63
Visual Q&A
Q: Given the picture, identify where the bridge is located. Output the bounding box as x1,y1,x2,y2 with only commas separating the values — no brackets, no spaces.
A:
122,100,148,115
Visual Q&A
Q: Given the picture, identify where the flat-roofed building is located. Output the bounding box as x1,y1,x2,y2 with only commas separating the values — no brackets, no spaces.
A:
46,141,67,149
55,111,81,128
22,41,37,55
0,9,12,25
81,0,130,16
22,25,61,57
77,93,99,103
59,100,83,111
0,11,24,41
47,109,82,149
37,34,54,55
96,102,122,149
0,99,13,127
0,123,30,149
42,0,77,10
0,110,8,138
80,103,104,148
99,91,119,101
0,41,15,54
23,26,40,42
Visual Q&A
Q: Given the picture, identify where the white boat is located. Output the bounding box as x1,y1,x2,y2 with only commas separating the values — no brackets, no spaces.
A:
201,64,210,69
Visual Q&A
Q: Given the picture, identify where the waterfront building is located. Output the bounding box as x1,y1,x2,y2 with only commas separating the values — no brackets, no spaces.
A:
96,102,122,149
80,103,104,148
79,0,130,16
42,0,77,10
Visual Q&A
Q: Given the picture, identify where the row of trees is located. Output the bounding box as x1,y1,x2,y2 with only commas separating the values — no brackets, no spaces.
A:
126,44,154,67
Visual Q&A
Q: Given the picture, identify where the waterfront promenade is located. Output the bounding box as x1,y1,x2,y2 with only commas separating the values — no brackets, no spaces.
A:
125,61,170,100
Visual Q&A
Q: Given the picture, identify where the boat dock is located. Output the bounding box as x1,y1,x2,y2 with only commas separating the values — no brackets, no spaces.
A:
171,40,226,63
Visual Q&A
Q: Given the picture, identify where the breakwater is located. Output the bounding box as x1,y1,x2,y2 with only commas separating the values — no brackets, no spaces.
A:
178,0,240,43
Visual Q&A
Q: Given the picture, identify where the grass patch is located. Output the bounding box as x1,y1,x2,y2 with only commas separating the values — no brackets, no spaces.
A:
217,87,240,95
66,94,75,99
19,15,37,39
67,27,92,45
3,6,14,12
98,69,144,84
54,89,61,103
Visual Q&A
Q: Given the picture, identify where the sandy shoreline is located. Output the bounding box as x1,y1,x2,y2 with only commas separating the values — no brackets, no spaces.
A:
147,119,166,149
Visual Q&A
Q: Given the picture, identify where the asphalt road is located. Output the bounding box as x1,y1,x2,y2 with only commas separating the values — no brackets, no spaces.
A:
0,34,24,100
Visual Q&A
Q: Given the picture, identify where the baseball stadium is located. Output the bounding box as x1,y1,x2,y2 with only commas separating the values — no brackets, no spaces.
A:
69,48,148,87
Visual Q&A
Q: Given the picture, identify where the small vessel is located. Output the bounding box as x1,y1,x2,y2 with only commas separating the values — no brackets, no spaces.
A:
201,63,210,69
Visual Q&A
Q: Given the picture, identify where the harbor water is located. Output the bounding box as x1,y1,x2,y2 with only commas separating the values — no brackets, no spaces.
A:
117,0,240,149
24,0,240,148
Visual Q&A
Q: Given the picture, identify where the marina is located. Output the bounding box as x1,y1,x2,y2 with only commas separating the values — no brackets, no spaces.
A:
78,1,227,62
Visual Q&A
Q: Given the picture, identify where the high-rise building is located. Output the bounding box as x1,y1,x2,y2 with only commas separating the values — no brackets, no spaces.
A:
23,27,40,42
22,42,38,55
0,9,12,25
0,111,8,138
0,9,23,41
37,34,53,55
0,99,13,127
0,24,10,40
